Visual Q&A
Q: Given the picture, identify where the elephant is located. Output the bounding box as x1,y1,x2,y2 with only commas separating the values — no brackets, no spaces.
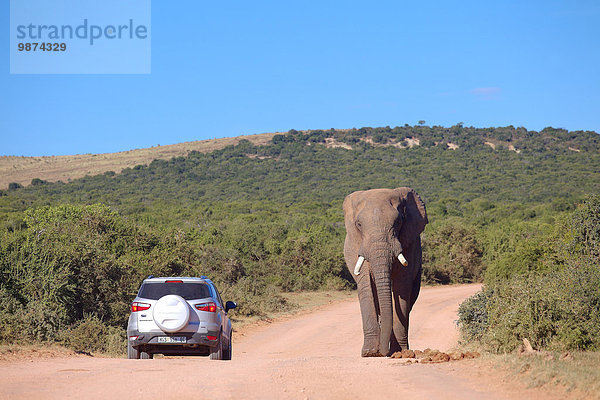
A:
343,187,428,357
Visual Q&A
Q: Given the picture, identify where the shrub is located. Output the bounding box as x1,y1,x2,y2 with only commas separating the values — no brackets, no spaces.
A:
460,262,600,353
566,195,600,259
482,220,557,282
0,288,70,343
459,196,600,352
31,178,47,186
422,221,483,284
219,277,291,317
61,314,125,355
457,288,490,341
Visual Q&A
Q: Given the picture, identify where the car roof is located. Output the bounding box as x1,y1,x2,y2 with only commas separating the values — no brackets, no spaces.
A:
142,276,213,284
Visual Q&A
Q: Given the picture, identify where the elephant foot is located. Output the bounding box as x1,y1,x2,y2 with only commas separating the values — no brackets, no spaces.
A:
389,343,401,355
361,337,382,357
361,349,385,357
389,343,409,355
361,344,386,357
390,333,409,354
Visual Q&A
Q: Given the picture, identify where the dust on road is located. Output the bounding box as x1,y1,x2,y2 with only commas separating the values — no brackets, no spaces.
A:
0,284,561,400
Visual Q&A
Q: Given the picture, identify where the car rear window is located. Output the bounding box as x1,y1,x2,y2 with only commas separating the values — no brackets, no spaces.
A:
138,282,211,300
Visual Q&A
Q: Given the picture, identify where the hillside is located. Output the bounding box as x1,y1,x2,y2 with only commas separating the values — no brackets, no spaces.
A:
3,125,597,192
2,125,598,214
0,132,278,190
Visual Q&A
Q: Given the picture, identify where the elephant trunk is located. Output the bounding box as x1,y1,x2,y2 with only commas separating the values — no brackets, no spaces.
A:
370,250,393,356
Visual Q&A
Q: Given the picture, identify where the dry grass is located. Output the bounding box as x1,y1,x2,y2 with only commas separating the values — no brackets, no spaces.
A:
474,351,600,399
0,344,82,362
0,132,279,190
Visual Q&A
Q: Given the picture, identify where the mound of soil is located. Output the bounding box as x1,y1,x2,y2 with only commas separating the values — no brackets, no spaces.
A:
390,348,480,363
389,349,415,359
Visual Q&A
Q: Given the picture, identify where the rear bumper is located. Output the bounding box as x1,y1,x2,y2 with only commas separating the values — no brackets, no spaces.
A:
127,329,220,355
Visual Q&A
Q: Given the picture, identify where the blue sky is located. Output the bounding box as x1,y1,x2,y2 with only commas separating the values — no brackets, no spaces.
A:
1,0,599,156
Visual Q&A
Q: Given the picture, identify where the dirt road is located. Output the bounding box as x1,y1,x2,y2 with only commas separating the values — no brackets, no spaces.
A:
0,284,557,400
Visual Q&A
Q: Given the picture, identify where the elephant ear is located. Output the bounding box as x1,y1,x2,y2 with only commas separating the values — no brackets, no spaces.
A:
343,190,364,239
395,187,428,246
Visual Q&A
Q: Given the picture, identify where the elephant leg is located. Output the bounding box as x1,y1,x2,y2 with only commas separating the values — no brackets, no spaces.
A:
356,272,380,356
391,269,412,351
389,327,402,355
392,296,410,350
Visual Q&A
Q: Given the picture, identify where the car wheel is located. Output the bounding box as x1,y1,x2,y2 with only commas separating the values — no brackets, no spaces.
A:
210,332,223,360
140,350,153,359
127,341,140,359
222,331,232,360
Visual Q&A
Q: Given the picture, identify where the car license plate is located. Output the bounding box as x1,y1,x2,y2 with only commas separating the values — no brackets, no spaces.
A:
158,336,186,344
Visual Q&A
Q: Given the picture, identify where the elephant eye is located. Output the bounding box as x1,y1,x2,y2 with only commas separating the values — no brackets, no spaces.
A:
355,221,362,231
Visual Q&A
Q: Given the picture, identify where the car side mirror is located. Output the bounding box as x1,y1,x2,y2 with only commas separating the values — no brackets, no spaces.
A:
225,301,237,312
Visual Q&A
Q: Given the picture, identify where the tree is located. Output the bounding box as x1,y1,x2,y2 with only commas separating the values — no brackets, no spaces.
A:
31,178,47,186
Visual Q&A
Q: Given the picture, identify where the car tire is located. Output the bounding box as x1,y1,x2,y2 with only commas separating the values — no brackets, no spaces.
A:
127,341,140,359
222,331,232,360
210,331,223,360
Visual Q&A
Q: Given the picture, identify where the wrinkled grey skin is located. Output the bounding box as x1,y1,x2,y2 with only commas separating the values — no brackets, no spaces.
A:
343,188,428,357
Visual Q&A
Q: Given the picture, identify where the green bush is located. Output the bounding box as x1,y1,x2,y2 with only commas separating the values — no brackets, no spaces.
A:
566,194,600,259
457,288,490,341
422,220,483,284
482,220,557,281
61,314,125,355
458,196,600,352
459,263,600,353
0,288,70,343
219,277,291,317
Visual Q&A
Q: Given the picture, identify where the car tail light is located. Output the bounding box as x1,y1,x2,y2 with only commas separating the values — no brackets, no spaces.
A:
195,302,217,312
207,335,218,341
131,302,151,312
165,280,183,283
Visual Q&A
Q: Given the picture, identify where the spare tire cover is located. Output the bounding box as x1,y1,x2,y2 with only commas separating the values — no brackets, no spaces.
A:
153,295,190,333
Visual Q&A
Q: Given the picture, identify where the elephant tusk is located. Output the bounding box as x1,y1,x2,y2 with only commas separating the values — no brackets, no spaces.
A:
354,256,365,275
398,253,408,267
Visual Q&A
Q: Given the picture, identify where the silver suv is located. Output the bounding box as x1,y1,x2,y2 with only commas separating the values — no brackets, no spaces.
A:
127,276,236,360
